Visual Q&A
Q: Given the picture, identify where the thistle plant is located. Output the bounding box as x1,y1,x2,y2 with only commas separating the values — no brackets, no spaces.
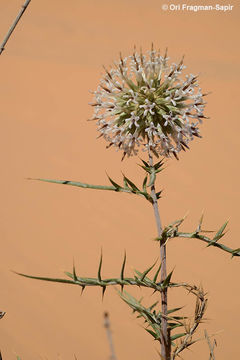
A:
17,46,240,360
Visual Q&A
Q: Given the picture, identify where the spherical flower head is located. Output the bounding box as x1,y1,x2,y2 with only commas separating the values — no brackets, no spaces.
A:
90,46,208,160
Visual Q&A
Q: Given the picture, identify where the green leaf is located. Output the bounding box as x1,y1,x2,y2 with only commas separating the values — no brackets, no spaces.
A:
140,260,158,281
107,175,122,191
72,262,78,281
134,269,143,278
196,212,204,233
141,159,149,168
123,175,140,192
154,159,164,170
231,248,240,258
167,307,183,314
168,323,184,330
142,176,148,192
171,315,187,320
148,301,159,311
153,263,161,283
145,328,158,339
155,191,162,199
171,332,186,341
213,220,229,242
14,271,77,285
162,270,174,288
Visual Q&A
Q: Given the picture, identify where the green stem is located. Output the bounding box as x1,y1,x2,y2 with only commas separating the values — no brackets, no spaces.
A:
29,178,152,202
148,152,170,360
177,232,240,257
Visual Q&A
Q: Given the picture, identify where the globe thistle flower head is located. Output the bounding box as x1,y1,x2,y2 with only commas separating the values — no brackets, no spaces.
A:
90,46,207,160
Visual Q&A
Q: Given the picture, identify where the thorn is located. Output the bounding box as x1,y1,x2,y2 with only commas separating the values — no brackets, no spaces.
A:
98,249,103,282
102,286,107,300
121,251,127,281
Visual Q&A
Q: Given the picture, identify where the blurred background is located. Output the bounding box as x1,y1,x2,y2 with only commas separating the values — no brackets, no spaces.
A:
0,0,239,359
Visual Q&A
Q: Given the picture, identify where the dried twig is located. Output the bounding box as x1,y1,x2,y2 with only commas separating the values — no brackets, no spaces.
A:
0,0,32,55
171,285,208,359
205,330,216,360
103,312,117,360
0,311,6,319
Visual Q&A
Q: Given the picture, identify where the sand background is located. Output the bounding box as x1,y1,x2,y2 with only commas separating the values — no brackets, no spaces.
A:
0,0,239,359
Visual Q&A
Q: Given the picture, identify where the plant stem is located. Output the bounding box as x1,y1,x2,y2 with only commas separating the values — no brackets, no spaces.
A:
0,0,32,56
148,152,170,360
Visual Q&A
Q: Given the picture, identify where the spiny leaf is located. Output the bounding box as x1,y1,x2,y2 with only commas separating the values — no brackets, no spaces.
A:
154,159,164,170
98,252,103,281
169,215,188,229
142,175,148,192
171,332,186,341
123,176,130,189
213,220,229,242
107,175,122,191
168,322,184,330
14,271,77,285
196,212,204,233
206,221,229,247
145,328,158,339
153,263,162,283
139,164,150,173
123,175,140,192
171,315,187,320
140,259,158,281
72,261,78,281
167,307,183,314
155,190,162,199
231,248,240,258
134,269,143,280
141,159,149,168
162,270,174,288
148,301,159,311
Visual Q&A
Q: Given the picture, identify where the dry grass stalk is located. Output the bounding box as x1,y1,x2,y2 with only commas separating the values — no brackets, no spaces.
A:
172,285,208,359
0,0,32,56
103,312,117,360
